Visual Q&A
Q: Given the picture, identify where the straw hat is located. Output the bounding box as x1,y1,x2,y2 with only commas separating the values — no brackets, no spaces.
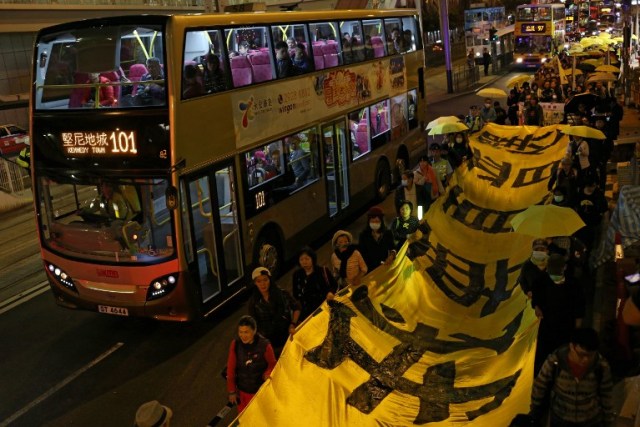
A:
134,401,172,427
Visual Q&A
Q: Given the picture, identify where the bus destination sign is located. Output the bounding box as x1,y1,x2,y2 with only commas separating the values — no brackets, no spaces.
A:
520,23,546,33
61,130,138,157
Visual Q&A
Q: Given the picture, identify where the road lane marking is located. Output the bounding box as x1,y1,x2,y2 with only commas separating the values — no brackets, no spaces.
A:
0,281,49,315
0,342,124,427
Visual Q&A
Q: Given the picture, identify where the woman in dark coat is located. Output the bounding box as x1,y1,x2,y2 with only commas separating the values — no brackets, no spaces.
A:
292,246,338,321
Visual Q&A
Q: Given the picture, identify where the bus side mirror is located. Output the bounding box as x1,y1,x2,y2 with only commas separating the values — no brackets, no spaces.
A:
166,186,178,210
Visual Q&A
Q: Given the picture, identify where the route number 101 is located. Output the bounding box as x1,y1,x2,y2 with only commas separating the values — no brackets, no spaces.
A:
110,131,138,154
255,191,266,209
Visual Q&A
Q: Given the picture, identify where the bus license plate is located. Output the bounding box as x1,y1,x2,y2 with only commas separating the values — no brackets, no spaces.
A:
98,305,129,316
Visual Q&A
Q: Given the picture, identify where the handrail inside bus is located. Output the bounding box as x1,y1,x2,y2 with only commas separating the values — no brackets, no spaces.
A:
196,180,213,219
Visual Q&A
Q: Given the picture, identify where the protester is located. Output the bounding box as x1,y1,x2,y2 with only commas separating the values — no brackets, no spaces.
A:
358,206,396,273
531,254,585,374
292,246,337,321
389,200,420,250
226,315,276,413
247,267,301,355
530,328,614,427
330,230,367,289
517,239,549,299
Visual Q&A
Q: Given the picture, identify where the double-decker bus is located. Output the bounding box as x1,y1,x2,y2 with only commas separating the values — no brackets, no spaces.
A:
31,11,425,321
464,4,507,63
514,3,566,68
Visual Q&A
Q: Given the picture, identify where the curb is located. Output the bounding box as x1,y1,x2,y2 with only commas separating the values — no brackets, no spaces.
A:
430,72,508,106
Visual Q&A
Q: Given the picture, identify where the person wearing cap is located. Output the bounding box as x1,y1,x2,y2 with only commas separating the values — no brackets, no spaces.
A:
358,206,396,273
548,156,579,207
226,315,276,413
464,105,484,133
134,400,172,427
429,143,453,188
330,230,367,289
247,267,301,356
389,200,419,251
518,238,549,300
532,253,585,375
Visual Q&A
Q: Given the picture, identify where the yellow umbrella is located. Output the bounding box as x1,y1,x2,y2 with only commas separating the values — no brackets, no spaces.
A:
568,51,591,57
633,34,638,41
599,32,612,39
595,64,620,73
613,36,624,43
581,37,603,47
506,74,531,88
427,121,468,136
564,68,583,75
560,125,607,140
426,115,462,130
587,72,617,83
477,87,508,98
582,58,603,67
511,205,586,238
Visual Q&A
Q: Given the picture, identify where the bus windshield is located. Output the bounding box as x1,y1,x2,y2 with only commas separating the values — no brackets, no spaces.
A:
38,176,174,264
35,24,165,110
515,35,552,54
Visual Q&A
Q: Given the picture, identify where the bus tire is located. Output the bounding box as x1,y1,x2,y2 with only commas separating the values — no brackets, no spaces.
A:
374,160,391,202
254,231,282,278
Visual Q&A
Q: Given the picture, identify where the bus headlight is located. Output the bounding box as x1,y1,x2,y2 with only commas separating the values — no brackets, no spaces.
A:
46,262,77,292
147,273,179,301
516,57,523,64
541,57,547,63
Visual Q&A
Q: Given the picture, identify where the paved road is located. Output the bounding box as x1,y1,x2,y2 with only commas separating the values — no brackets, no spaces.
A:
0,70,522,426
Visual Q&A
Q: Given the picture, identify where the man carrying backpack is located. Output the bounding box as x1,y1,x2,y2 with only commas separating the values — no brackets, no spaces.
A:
530,328,615,427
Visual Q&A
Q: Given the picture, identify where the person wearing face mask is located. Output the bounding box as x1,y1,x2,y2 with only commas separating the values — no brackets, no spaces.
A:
548,156,579,207
517,239,549,300
480,98,497,124
330,230,367,290
464,105,484,133
532,254,585,375
358,207,396,274
447,133,472,168
550,187,572,208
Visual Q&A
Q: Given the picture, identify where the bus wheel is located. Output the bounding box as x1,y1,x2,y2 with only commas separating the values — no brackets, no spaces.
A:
374,160,391,202
255,232,282,277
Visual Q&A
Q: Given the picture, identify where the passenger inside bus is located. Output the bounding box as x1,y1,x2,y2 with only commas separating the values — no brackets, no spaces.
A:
183,64,204,98
203,53,227,93
81,73,116,107
136,57,165,104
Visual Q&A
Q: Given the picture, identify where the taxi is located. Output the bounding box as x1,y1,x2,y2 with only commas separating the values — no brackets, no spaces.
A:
0,124,29,156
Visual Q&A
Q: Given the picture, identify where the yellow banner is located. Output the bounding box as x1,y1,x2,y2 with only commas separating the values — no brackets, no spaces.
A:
233,124,569,426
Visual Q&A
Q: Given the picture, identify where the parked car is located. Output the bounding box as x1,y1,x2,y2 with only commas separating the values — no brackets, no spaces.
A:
0,124,29,157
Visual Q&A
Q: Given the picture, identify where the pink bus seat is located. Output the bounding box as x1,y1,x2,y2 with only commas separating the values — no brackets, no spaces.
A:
371,36,385,58
249,51,273,83
321,43,339,68
128,63,148,94
313,49,325,70
259,47,270,52
355,123,369,155
230,55,252,87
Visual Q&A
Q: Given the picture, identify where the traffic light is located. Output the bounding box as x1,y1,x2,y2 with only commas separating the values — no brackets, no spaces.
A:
489,27,497,41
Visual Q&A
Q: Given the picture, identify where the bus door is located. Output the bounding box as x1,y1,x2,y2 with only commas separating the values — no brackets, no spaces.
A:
183,163,244,304
322,121,350,217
